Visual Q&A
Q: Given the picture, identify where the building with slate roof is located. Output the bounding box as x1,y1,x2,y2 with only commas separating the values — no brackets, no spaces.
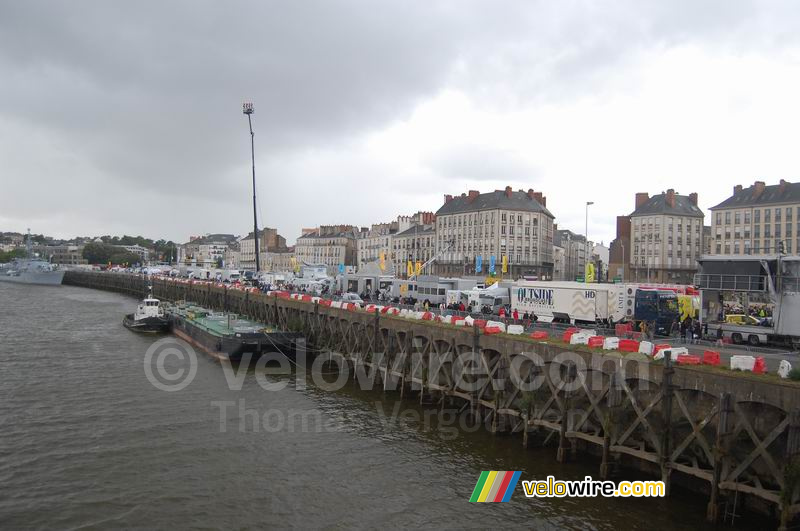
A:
709,180,800,256
180,233,238,267
433,186,555,278
629,189,704,283
294,224,359,274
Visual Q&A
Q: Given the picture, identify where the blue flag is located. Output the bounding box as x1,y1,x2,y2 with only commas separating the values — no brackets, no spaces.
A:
489,255,496,274
475,255,482,273
338,263,344,274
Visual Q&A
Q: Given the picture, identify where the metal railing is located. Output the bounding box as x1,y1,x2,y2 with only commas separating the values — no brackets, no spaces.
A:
693,274,769,292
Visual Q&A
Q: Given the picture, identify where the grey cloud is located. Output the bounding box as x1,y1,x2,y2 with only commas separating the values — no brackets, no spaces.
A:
1,0,799,244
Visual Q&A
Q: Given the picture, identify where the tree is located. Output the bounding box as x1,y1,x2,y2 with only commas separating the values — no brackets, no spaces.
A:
82,242,114,264
0,249,26,263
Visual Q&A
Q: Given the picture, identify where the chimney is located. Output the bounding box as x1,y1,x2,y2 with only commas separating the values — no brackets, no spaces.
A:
635,192,649,209
527,188,535,199
468,190,480,202
504,185,512,198
734,184,743,195
753,180,766,199
779,179,788,194
444,194,453,204
688,192,698,205
533,191,544,206
666,189,676,208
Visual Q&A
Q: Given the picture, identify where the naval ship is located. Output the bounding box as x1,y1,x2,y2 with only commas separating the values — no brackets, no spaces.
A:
0,230,65,286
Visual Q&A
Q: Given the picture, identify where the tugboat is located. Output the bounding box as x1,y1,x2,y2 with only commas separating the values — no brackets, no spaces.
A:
123,290,170,333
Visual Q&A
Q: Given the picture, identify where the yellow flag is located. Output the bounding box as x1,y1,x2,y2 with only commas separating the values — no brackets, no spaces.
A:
585,262,595,283
415,261,422,276
501,255,508,273
407,260,413,277
379,252,385,271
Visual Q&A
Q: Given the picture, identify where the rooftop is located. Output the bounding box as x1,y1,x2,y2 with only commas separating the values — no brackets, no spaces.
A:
711,180,800,210
630,190,703,218
395,224,435,237
436,187,554,218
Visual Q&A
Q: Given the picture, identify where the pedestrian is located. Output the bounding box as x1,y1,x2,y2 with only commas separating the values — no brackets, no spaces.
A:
512,309,519,323
499,306,506,319
715,327,724,346
684,317,693,344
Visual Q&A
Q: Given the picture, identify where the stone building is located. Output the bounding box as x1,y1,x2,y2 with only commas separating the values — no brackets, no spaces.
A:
239,228,288,271
181,234,237,267
391,223,436,277
629,189,704,283
709,179,800,256
433,187,555,279
294,225,359,273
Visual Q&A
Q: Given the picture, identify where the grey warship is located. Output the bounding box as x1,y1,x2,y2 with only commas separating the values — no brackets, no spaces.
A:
0,230,65,286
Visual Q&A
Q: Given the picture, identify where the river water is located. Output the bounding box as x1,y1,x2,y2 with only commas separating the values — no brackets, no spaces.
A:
0,282,751,529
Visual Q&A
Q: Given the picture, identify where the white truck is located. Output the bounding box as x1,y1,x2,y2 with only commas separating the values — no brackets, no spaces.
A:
221,269,241,283
512,281,627,324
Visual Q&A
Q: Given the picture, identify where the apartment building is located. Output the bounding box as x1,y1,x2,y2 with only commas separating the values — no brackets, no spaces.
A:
294,225,359,273
434,186,555,279
554,228,588,281
391,223,436,277
357,212,435,271
709,180,800,255
630,189,704,283
181,234,237,267
240,228,288,271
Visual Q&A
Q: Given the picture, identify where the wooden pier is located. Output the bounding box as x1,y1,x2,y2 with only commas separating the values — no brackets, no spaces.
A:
65,271,800,526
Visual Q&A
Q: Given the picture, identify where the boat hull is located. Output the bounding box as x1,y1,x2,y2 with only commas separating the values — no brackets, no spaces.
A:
123,314,170,334
170,313,302,362
0,270,65,285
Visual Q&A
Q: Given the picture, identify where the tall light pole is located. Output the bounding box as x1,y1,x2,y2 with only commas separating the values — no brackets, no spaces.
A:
243,102,260,274
585,201,593,280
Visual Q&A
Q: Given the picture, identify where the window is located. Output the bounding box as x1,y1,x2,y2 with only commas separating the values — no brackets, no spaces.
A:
765,209,771,222
735,212,741,225
725,212,731,224
776,208,782,222
755,209,761,223
754,225,760,238
744,211,751,224
715,243,721,254
716,212,722,225
765,225,772,238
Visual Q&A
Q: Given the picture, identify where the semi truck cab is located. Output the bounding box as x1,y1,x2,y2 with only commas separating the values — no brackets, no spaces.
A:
634,289,680,335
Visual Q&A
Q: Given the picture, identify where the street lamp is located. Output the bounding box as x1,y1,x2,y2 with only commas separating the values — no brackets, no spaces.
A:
585,201,593,280
243,102,260,274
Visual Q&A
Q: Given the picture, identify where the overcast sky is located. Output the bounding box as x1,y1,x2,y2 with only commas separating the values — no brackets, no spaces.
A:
2,1,799,246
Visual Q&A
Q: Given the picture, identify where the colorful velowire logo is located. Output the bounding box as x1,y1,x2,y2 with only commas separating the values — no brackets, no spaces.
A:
469,471,522,502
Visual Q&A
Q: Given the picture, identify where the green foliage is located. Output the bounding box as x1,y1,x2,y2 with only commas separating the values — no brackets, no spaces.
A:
82,242,141,265
0,248,27,263
789,369,800,381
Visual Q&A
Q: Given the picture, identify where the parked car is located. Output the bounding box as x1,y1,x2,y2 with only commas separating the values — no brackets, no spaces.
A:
335,293,364,307
725,314,761,325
